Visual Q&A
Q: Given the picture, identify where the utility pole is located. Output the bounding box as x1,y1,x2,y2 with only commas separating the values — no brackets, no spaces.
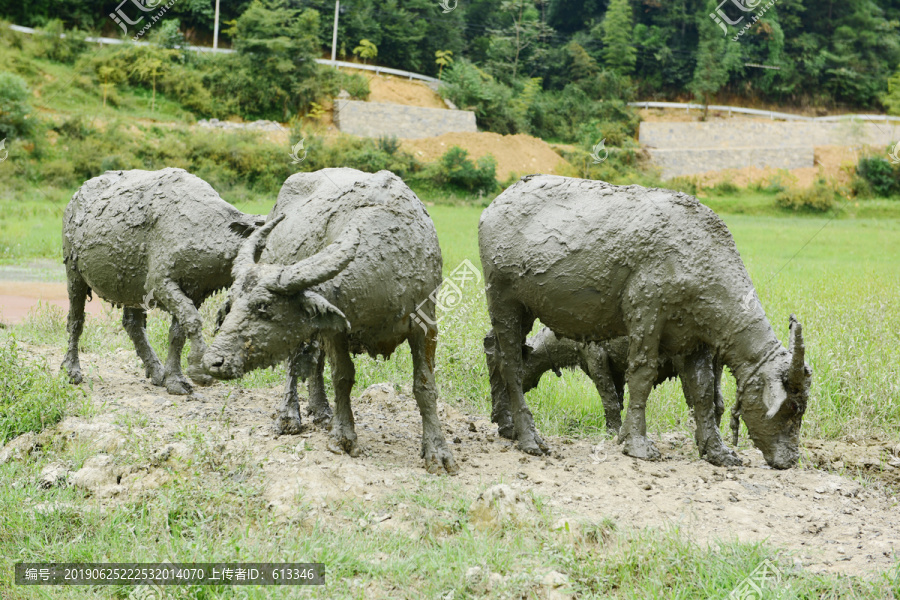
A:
213,0,220,49
331,0,340,65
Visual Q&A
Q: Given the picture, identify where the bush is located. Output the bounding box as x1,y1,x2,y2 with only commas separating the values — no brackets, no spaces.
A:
0,71,35,141
856,156,899,197
427,146,498,194
776,182,837,212
0,337,81,446
36,19,87,64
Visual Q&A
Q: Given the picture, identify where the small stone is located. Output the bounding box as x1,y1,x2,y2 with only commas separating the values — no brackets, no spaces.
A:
465,566,483,586
468,422,477,432
0,432,37,464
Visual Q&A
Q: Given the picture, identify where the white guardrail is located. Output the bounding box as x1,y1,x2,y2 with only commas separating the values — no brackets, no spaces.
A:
7,24,441,84
628,101,900,123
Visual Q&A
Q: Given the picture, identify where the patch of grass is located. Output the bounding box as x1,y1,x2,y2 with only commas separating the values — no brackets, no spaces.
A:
0,336,82,445
0,449,895,598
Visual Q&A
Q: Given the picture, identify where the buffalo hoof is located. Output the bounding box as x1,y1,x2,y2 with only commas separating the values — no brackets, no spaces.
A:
604,413,623,437
495,411,516,440
275,414,303,436
422,443,459,475
307,402,333,427
619,433,661,461
517,428,549,456
165,374,193,396
147,365,166,387
704,444,742,467
327,424,361,457
62,361,83,385
186,364,215,387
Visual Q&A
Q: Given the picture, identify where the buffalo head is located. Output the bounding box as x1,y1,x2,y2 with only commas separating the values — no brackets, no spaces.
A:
203,216,359,379
734,315,812,469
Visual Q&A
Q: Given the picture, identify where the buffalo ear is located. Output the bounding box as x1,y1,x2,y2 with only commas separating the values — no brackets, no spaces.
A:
228,221,255,239
298,291,350,334
762,375,788,419
228,215,269,238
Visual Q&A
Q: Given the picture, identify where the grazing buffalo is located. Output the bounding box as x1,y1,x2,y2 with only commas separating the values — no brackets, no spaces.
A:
479,175,811,468
484,327,739,465
204,168,458,474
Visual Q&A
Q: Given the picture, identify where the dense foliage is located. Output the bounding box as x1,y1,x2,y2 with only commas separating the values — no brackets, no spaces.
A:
2,0,899,110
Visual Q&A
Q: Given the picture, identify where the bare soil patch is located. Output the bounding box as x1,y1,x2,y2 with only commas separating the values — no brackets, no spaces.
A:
400,132,570,182
8,344,900,579
0,282,104,325
364,74,446,109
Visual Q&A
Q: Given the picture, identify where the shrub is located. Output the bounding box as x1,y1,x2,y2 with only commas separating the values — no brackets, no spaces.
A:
35,19,87,64
775,182,836,212
376,136,401,156
0,71,35,140
711,179,740,195
431,146,498,194
0,337,81,446
856,156,898,197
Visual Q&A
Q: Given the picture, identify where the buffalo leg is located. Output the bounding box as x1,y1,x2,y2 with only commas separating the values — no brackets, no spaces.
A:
409,327,458,474
581,344,624,435
151,279,213,387
490,303,548,455
712,357,725,427
122,307,165,387
484,330,515,439
61,265,91,384
162,317,193,395
680,348,741,467
618,315,663,460
274,349,307,435
306,345,333,426
325,336,360,457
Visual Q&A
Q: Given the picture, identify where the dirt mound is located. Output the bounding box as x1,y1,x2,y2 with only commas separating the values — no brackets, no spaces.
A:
401,132,571,182
689,145,862,190
363,74,446,109
10,343,900,577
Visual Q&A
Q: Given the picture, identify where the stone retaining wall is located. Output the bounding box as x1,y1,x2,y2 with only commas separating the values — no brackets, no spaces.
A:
334,101,477,139
648,147,815,180
639,119,899,179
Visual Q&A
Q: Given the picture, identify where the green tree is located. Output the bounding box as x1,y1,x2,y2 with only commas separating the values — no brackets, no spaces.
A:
0,72,35,140
600,0,636,76
435,50,454,79
353,39,378,64
883,67,900,115
219,0,323,120
129,47,174,112
690,0,741,119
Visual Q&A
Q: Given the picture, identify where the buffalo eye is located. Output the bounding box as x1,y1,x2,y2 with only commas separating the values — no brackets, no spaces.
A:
253,300,273,320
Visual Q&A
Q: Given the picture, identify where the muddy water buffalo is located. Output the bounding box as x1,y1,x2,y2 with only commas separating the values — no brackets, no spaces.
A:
484,328,739,466
479,175,811,469
203,168,458,475
62,168,264,394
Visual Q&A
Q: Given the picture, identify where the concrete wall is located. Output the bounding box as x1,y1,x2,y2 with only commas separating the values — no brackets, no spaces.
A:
334,101,477,139
639,119,899,179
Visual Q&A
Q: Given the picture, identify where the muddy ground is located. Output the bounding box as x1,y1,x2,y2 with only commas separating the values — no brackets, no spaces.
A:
6,345,900,579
